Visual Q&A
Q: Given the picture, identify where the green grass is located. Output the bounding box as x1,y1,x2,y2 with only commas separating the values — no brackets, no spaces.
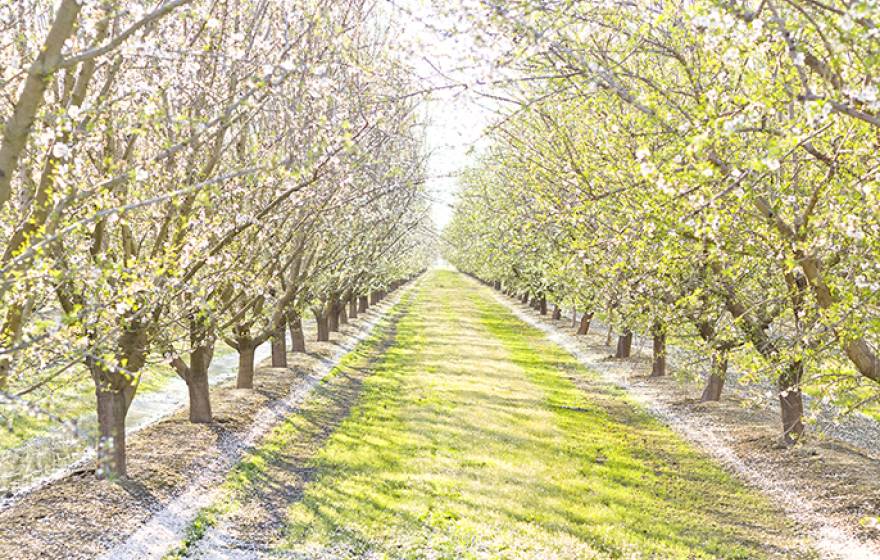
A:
172,270,813,559
162,507,221,560
272,271,809,558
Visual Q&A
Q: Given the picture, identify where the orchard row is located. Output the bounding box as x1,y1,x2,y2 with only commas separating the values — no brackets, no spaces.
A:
0,0,434,477
445,0,880,443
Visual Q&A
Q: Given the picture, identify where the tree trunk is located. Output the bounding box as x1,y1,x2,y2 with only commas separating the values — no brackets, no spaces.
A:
91,321,145,479
577,312,593,335
779,360,805,445
539,297,548,315
95,388,128,478
551,304,561,320
521,293,528,304
615,329,633,358
289,314,306,352
236,340,256,389
186,341,213,423
358,295,368,313
349,296,358,319
701,352,727,402
315,312,329,342
328,301,340,332
187,368,212,423
370,291,379,305
338,299,348,325
271,325,287,367
651,323,666,377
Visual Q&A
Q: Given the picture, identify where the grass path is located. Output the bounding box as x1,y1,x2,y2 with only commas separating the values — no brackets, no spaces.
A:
184,270,814,559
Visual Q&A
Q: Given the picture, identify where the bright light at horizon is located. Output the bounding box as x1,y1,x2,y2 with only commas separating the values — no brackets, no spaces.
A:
390,0,499,230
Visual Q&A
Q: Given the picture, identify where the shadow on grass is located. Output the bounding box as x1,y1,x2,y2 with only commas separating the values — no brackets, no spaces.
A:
247,271,812,559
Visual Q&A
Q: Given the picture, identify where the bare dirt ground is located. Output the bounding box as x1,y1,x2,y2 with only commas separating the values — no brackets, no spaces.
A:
0,289,409,560
490,287,880,560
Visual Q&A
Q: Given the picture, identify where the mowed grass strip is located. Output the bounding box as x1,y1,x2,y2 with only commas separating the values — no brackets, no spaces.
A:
233,271,813,558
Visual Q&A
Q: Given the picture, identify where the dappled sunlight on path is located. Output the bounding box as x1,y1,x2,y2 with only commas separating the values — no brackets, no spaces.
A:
266,271,811,559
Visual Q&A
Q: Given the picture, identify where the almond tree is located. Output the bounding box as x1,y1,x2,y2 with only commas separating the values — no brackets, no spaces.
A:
0,0,435,478
446,0,879,443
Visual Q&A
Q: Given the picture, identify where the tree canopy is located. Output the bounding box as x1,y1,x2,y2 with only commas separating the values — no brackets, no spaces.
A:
445,0,880,444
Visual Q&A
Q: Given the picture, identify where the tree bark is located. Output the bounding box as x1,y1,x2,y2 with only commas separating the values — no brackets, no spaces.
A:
551,304,561,320
328,301,340,332
358,295,368,313
185,333,214,423
701,352,727,402
288,313,306,352
95,388,128,478
539,297,548,315
91,320,145,479
338,299,348,325
187,367,212,423
651,322,666,377
315,312,329,342
0,0,82,208
349,295,358,319
577,312,593,335
779,360,805,445
271,325,287,367
236,339,256,389
615,329,633,358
